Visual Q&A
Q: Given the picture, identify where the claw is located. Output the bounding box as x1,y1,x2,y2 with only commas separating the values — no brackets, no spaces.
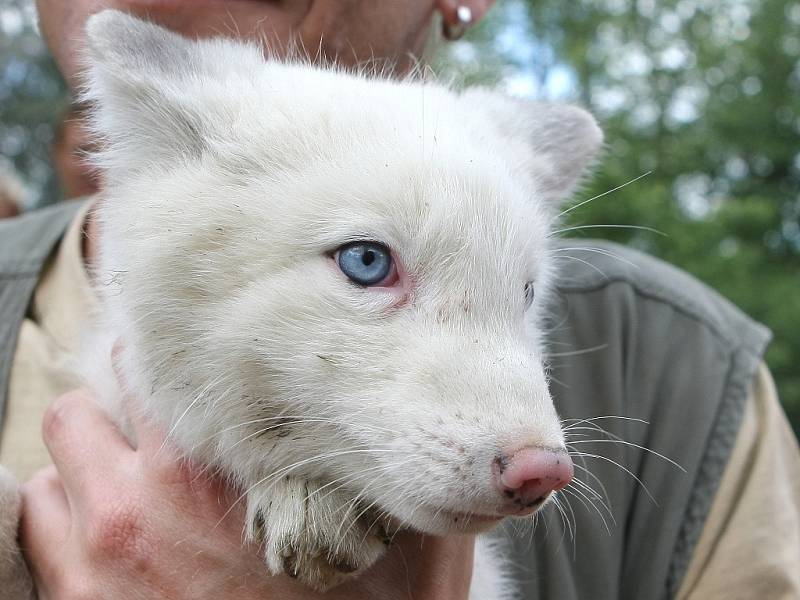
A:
247,477,388,591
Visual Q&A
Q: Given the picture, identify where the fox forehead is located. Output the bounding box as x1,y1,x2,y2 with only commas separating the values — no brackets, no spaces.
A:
87,9,599,329
142,93,549,271
196,159,546,299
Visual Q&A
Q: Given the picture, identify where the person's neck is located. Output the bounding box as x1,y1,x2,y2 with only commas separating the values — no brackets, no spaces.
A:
334,532,476,600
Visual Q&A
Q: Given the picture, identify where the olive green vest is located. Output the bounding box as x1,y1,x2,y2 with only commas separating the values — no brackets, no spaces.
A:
0,202,770,600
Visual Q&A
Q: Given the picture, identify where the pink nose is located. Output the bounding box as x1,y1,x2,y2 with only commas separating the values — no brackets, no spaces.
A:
494,447,573,512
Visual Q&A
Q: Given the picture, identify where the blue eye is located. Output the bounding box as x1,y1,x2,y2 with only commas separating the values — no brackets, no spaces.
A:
337,242,393,286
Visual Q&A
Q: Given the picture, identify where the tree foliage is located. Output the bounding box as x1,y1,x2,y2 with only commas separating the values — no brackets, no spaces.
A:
0,0,67,207
439,0,800,434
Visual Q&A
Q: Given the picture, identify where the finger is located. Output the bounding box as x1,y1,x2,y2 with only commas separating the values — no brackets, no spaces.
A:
42,389,134,502
19,467,71,581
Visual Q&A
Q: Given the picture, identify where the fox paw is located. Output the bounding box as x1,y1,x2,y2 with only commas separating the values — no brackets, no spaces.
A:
247,476,389,591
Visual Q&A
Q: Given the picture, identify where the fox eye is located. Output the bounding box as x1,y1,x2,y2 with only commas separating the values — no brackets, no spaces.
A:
336,242,393,286
524,282,535,310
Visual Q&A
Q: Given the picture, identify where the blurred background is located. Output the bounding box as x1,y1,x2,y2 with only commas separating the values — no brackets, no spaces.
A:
1,0,798,434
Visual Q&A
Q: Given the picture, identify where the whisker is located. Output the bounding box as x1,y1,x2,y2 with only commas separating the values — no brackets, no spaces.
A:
310,457,419,506
551,246,639,269
562,415,650,428
550,223,666,237
216,447,400,529
568,470,615,524
567,449,657,505
215,415,403,437
571,462,614,518
567,439,685,472
549,495,574,551
551,254,609,279
547,343,609,358
561,485,612,534
555,171,653,219
161,371,228,453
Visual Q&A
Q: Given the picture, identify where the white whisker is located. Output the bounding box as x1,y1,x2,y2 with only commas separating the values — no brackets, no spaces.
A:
555,171,653,219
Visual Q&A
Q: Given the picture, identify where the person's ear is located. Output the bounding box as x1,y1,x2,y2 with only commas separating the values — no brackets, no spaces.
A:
437,0,496,33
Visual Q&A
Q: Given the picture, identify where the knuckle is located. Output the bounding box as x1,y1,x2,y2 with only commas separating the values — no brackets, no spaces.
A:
87,500,149,564
60,576,95,600
48,566,95,600
21,469,50,496
42,390,88,442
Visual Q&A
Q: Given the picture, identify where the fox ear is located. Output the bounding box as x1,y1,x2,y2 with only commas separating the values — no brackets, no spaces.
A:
83,10,205,176
82,10,262,179
85,9,200,84
461,89,604,203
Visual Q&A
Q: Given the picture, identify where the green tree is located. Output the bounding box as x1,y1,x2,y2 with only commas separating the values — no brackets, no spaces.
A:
439,0,800,433
0,0,68,206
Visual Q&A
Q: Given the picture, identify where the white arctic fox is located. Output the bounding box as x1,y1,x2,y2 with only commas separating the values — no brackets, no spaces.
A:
0,10,603,598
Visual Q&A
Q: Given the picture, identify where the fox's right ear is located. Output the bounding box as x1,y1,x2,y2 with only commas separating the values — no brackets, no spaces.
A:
460,88,604,205
83,10,262,179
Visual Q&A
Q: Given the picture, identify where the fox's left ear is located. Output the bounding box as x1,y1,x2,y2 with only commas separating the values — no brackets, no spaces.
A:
461,89,604,203
83,10,262,179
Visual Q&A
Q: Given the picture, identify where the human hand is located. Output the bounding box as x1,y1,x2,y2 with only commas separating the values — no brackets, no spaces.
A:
20,390,475,599
20,389,275,599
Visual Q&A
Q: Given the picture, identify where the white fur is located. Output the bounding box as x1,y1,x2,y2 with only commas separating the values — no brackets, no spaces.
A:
0,10,602,597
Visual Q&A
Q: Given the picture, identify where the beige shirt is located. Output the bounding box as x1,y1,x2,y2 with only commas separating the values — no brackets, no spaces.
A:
1,209,799,597
0,204,95,477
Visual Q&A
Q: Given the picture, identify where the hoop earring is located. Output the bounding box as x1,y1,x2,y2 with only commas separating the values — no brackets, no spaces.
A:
442,5,473,41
